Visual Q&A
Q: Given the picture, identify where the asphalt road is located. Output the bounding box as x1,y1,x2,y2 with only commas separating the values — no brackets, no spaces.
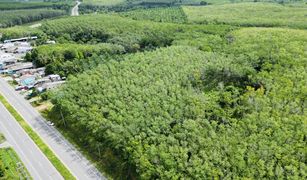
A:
71,1,81,16
0,103,63,180
0,78,106,180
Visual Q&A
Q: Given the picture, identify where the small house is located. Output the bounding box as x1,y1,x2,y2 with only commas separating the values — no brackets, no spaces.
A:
48,74,61,82
34,78,51,87
8,63,34,73
15,47,32,54
18,75,36,86
4,36,37,43
43,81,65,90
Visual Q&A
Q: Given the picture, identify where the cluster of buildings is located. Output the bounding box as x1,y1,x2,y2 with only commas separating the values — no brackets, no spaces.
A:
0,37,65,98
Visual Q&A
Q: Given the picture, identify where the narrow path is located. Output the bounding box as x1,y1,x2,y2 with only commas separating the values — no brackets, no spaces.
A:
71,1,81,16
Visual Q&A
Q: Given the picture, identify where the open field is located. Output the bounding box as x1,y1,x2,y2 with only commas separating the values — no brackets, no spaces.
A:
183,3,307,29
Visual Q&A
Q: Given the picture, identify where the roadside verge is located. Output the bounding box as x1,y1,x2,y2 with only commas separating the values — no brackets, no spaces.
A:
0,93,75,180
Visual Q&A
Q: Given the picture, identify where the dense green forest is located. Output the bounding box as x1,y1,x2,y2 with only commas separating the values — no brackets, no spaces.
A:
49,28,307,179
17,14,229,77
39,14,232,51
0,0,306,179
79,0,306,13
0,1,73,10
0,9,67,28
120,7,188,23
0,0,73,28
78,0,205,13
0,26,43,41
27,43,125,76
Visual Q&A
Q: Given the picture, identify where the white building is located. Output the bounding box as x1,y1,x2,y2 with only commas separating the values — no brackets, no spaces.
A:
48,74,61,82
15,46,33,54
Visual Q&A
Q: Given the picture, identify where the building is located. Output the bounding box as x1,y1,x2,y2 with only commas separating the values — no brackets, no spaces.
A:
0,53,17,70
3,36,37,43
15,46,33,54
15,67,45,77
4,46,16,53
48,74,61,82
1,43,14,50
0,53,16,62
7,63,34,73
35,67,46,76
0,69,13,75
16,42,31,47
21,78,36,87
36,81,65,92
15,69,33,76
43,81,65,90
34,78,52,87
16,75,36,86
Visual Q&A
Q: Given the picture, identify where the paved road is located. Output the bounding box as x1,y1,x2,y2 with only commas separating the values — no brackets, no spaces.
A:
71,1,81,16
0,102,63,180
0,78,106,180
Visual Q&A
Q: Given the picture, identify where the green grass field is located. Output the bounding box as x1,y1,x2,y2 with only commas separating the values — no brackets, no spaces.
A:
183,3,307,29
0,148,31,179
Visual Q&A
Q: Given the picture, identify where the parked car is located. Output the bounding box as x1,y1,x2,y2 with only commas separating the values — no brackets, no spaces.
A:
15,86,26,91
47,121,54,126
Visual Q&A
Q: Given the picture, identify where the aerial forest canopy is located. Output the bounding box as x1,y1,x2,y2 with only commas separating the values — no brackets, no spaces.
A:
50,28,307,179
27,43,125,76
0,0,306,179
0,9,67,28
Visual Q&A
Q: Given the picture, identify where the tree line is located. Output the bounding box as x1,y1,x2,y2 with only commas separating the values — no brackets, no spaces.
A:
0,9,67,28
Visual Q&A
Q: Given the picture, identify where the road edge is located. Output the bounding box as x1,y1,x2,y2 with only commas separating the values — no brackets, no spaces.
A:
0,93,76,180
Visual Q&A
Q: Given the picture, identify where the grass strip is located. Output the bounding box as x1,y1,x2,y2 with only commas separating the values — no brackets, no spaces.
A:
0,93,75,180
0,133,5,144
0,147,32,179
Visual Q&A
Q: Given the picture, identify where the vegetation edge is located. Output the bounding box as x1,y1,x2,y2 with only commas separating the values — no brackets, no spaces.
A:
0,93,76,180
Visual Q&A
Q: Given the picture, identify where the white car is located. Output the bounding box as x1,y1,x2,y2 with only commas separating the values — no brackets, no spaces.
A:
47,121,54,126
